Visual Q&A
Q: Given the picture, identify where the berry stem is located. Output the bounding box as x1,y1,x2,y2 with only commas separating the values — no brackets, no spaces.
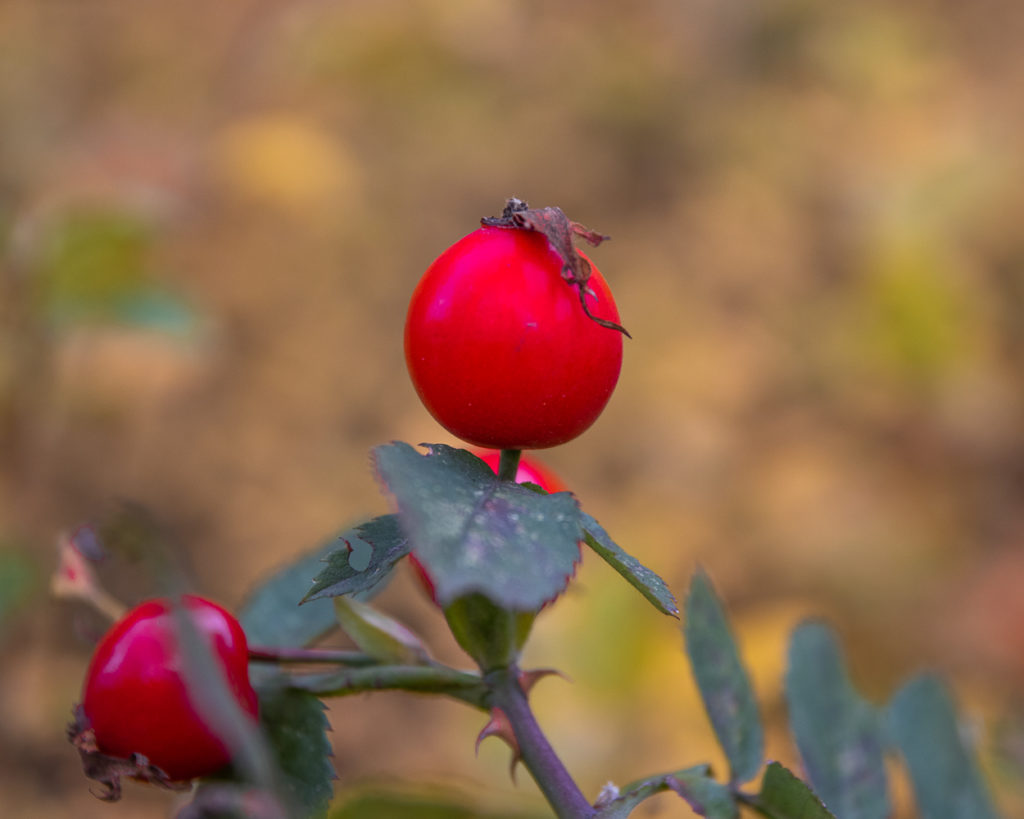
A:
486,665,596,818
498,449,522,482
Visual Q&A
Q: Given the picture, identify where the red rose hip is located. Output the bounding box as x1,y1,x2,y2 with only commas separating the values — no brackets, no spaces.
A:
81,595,259,782
405,225,624,450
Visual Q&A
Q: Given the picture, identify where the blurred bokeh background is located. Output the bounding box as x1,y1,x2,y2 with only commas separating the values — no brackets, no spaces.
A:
2,0,1024,815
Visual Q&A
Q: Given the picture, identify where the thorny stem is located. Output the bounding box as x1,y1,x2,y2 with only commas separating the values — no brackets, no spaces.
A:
486,665,596,818
498,449,522,482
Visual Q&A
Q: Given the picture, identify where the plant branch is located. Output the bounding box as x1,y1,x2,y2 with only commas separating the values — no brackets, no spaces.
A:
486,665,595,818
248,646,380,666
281,663,489,709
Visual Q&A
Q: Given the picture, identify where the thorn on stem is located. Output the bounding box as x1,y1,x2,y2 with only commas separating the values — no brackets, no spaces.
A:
518,668,569,697
475,707,522,781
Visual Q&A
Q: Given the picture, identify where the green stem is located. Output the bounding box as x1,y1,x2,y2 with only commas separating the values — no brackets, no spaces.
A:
486,666,595,818
248,646,379,666
498,449,522,482
283,664,489,709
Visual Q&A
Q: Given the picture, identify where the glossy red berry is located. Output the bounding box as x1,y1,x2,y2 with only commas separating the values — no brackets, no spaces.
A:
81,595,259,782
405,226,623,450
410,450,567,604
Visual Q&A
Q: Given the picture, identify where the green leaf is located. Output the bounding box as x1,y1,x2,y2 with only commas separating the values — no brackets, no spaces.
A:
332,597,429,665
595,766,736,819
684,567,763,785
887,674,1001,819
303,515,409,603
785,623,889,819
373,443,581,611
241,534,350,648
258,685,335,818
581,513,678,617
756,762,836,819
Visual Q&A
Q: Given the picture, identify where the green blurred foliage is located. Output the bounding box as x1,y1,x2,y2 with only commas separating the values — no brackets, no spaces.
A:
30,208,198,333
34,210,150,319
0,548,35,634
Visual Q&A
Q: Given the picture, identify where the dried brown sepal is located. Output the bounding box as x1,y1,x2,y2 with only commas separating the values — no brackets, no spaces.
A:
482,198,631,338
52,531,127,622
475,706,522,781
68,705,190,802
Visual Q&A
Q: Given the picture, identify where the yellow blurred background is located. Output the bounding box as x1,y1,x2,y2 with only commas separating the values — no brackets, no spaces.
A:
2,0,1023,815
